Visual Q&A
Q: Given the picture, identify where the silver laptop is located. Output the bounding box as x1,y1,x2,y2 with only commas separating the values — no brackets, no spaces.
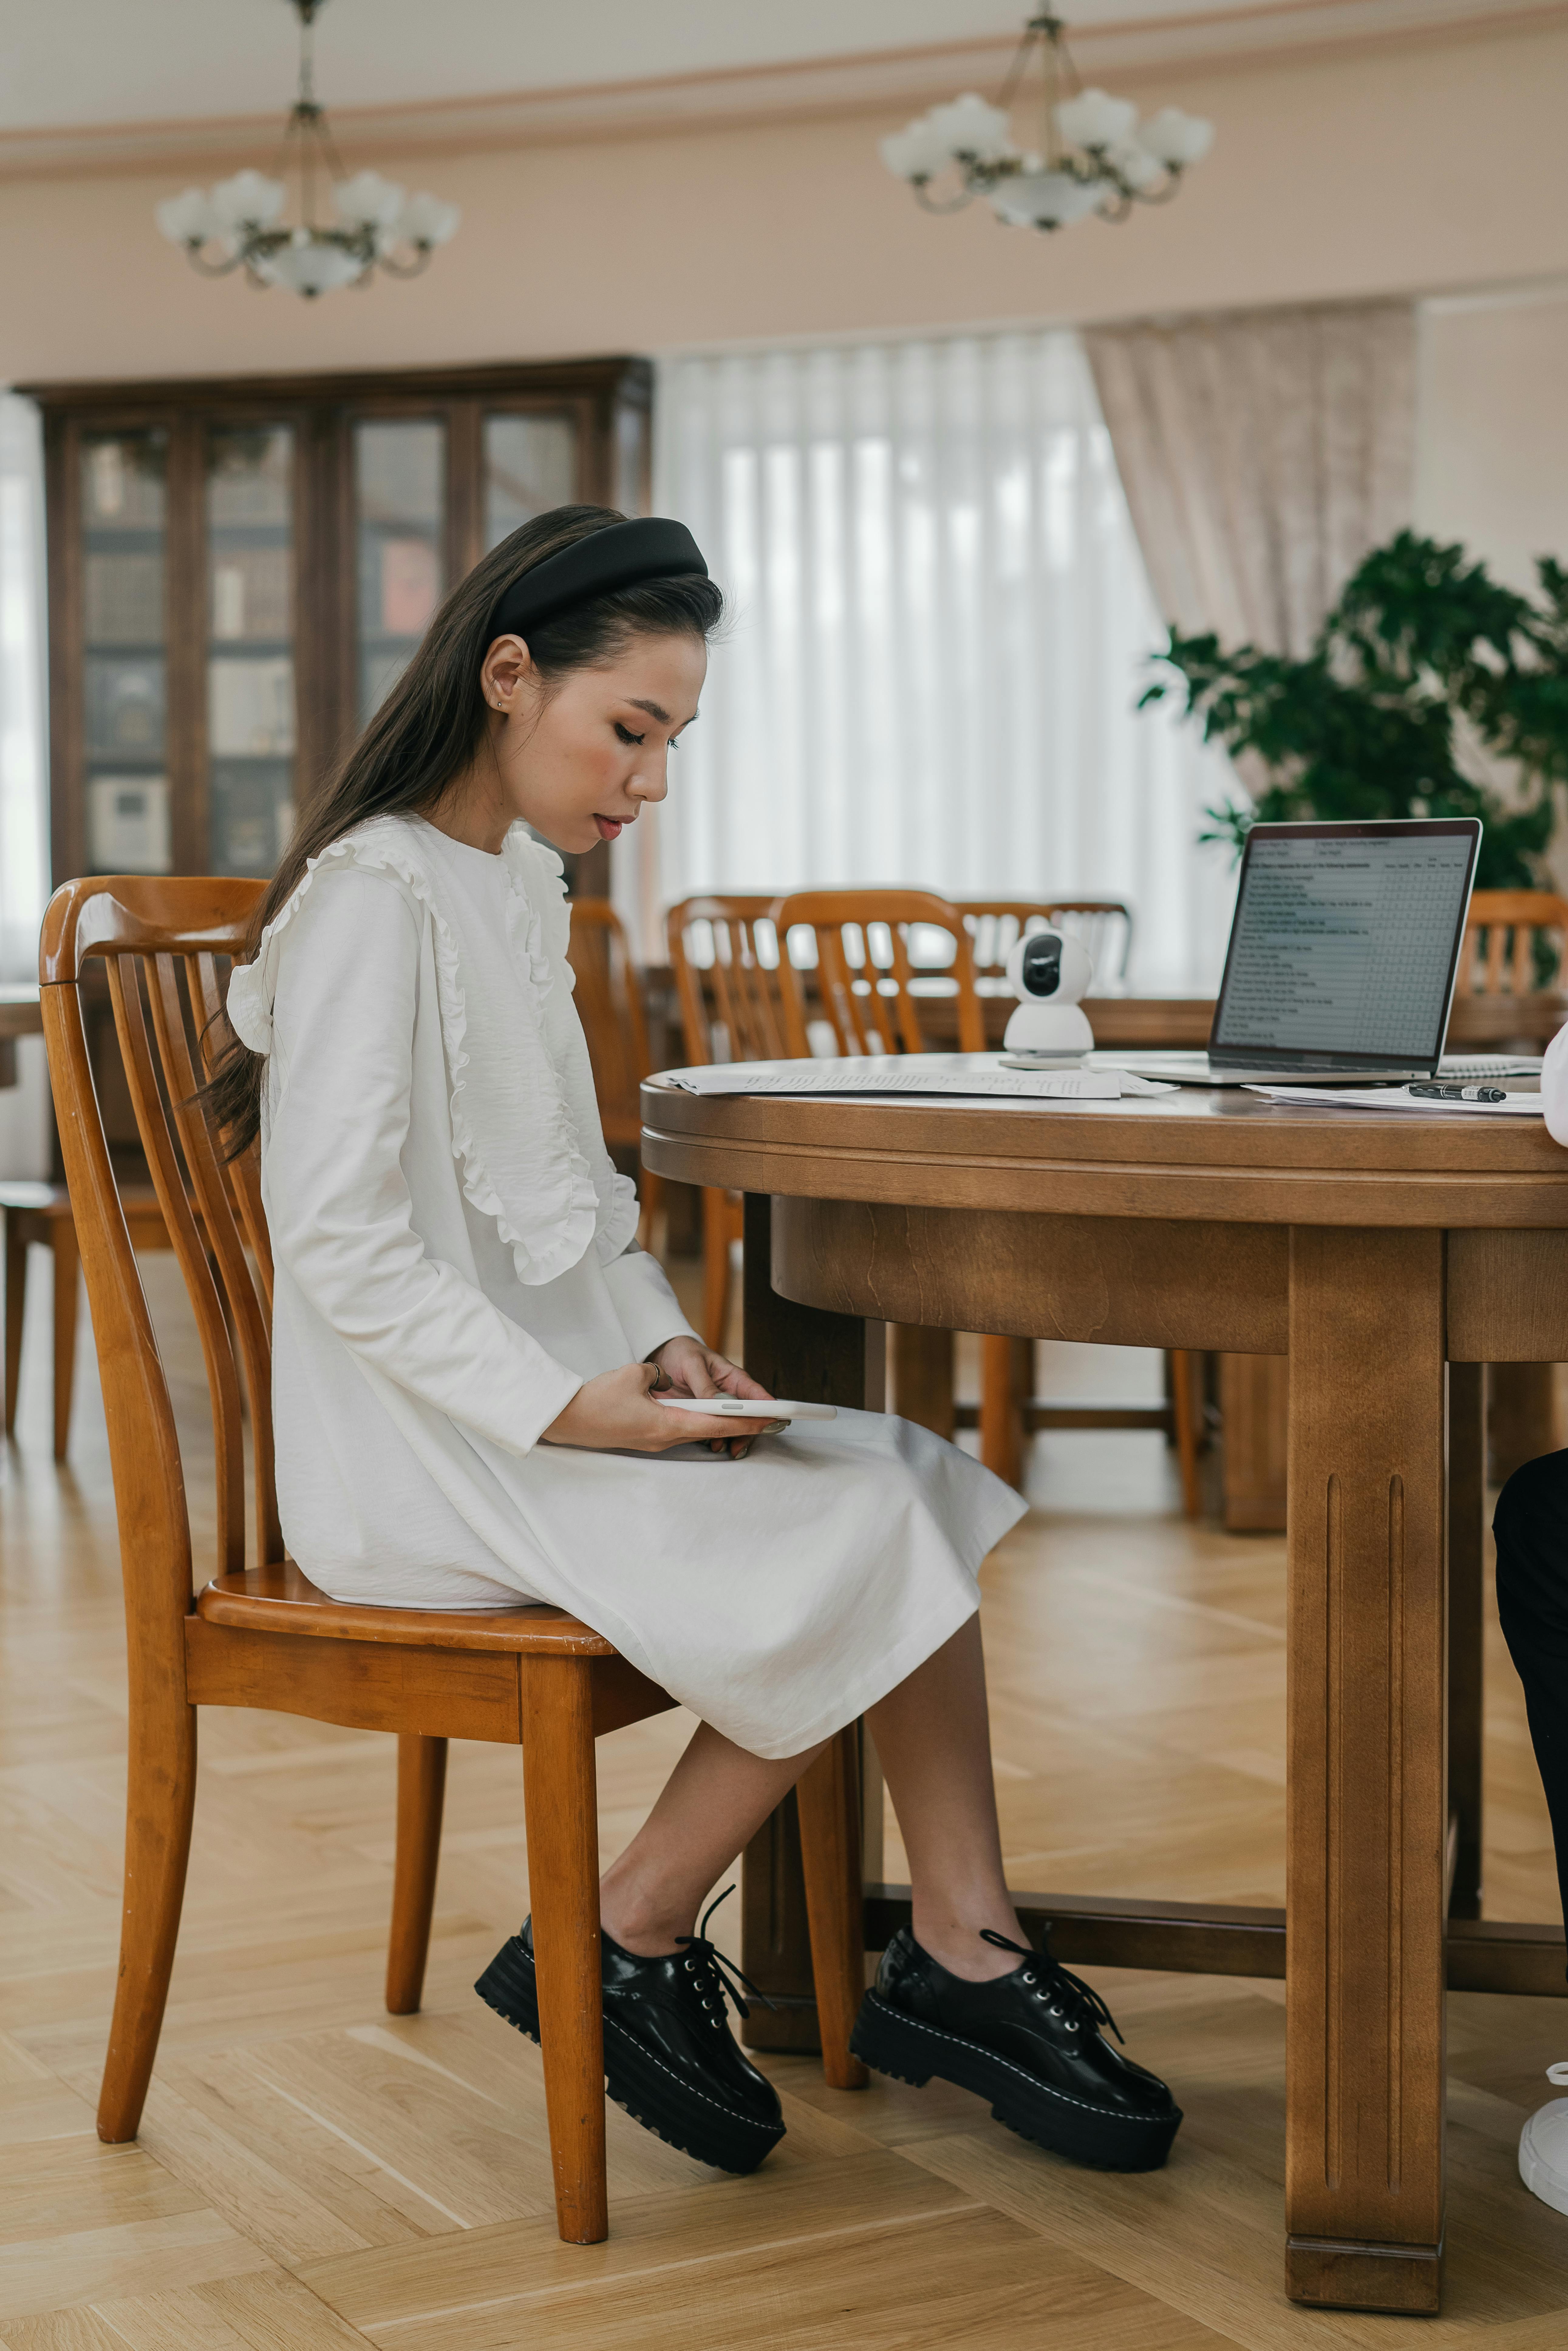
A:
1110,817,1541,1088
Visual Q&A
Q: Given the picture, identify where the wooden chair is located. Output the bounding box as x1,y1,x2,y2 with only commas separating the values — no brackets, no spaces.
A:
962,899,1134,993
562,897,661,1250
1457,889,1568,1003
666,896,791,1350
38,872,867,2247
2,1182,171,1461
771,889,1201,1513
772,888,987,1061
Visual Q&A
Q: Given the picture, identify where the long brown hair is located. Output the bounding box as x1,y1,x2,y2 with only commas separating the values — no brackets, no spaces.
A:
206,504,722,1153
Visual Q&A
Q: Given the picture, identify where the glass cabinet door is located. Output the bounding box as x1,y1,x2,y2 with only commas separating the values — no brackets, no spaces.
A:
482,412,576,550
82,430,170,873
355,419,445,724
206,424,296,875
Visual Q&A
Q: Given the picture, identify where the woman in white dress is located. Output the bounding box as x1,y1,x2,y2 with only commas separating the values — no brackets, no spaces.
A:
215,507,1181,2177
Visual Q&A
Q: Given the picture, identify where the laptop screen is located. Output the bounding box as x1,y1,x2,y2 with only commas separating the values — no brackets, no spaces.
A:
1209,819,1481,1071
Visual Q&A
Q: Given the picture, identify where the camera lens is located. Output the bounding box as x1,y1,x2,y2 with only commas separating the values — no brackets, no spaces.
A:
1021,934,1063,998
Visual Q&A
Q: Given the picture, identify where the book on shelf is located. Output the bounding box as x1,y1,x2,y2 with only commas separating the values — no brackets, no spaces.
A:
208,657,296,757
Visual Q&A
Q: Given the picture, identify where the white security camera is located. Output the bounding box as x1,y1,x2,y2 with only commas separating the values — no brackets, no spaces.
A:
1001,927,1095,1060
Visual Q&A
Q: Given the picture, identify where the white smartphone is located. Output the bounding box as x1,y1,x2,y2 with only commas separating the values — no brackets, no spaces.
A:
653,1395,837,1422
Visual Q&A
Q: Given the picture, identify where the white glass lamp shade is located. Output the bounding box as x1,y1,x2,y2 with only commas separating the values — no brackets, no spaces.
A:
333,170,406,230
208,169,287,232
1136,107,1215,168
394,191,462,248
925,92,1014,164
1055,87,1137,152
155,187,218,247
879,114,956,182
1105,139,1163,193
259,239,366,297
989,170,1105,230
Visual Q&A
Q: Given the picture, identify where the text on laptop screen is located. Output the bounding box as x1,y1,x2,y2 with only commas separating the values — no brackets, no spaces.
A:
1211,830,1476,1060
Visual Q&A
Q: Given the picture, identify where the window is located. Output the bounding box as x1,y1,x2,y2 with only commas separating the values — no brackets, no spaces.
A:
645,332,1238,989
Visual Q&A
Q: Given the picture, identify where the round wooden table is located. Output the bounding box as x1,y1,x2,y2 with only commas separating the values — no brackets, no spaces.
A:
642,1074,1568,2316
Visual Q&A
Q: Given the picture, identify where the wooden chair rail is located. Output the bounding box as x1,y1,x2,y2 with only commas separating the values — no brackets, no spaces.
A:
863,1888,1568,1999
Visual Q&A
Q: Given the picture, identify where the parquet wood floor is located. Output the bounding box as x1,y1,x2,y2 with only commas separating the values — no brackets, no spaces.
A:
2,1255,1566,2347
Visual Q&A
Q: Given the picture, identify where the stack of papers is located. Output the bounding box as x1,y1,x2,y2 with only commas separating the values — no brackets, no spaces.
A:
1243,1084,1545,1117
664,1054,1177,1102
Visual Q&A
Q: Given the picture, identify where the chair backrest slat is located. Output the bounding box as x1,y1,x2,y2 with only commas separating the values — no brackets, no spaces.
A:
563,899,649,1145
666,896,791,1065
41,876,272,1659
106,956,246,1580
771,889,987,1058
149,951,281,1569
187,949,276,1306
960,899,1133,990
1457,889,1568,1000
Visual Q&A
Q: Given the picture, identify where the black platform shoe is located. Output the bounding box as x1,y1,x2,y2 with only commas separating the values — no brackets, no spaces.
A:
475,1888,785,2175
851,1925,1181,2172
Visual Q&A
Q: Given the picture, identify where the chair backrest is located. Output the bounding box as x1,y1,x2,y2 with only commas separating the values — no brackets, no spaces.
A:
771,889,986,1057
1456,889,1568,997
39,876,276,1664
563,899,649,1145
961,899,1133,990
665,895,792,1066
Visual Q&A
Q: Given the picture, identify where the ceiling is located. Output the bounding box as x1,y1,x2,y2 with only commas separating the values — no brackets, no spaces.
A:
7,0,1282,133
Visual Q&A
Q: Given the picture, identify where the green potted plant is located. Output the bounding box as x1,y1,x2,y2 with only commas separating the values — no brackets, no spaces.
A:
1142,530,1568,891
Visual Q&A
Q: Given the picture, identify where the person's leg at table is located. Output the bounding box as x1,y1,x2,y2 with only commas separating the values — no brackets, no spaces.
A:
482,1616,1181,2174
1493,1451,1568,2211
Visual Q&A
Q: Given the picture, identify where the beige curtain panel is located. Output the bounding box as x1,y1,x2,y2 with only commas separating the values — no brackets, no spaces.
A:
1083,298,1417,659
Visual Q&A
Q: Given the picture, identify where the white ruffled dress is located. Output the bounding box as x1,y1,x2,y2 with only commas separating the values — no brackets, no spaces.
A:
230,814,1024,1758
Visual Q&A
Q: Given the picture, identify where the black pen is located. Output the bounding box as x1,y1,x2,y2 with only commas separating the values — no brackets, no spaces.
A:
1408,1082,1507,1104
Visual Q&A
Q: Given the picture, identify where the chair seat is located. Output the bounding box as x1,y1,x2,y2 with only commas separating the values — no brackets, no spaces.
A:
198,1561,617,1656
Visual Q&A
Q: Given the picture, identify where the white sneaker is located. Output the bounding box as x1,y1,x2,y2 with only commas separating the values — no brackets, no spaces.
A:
1519,2065,1568,2213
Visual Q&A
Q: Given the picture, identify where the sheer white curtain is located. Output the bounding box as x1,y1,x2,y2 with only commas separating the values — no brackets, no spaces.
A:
1,393,49,985
642,331,1239,989
0,392,53,1180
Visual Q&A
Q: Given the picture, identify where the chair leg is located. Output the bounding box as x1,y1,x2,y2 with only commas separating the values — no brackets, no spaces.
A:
636,1167,664,1255
3,1216,26,1438
795,1724,869,2091
701,1188,732,1352
520,1655,607,2245
1170,1349,1202,1520
386,1735,447,2015
97,1684,197,2142
51,1217,79,1464
980,1334,1030,1489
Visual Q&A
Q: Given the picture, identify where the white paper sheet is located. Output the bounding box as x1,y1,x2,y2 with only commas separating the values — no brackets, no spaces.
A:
664,1054,1177,1101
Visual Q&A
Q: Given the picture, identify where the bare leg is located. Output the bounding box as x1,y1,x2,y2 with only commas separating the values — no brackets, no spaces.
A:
866,1612,1022,1981
599,1720,826,1955
602,1614,1017,1982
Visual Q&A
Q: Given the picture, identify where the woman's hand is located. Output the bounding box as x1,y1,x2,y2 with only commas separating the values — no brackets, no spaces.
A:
647,1334,782,1458
539,1340,779,1457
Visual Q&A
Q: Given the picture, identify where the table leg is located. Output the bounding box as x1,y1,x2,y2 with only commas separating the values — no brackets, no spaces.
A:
1447,1363,1485,1923
739,1193,881,2053
1286,1228,1447,2314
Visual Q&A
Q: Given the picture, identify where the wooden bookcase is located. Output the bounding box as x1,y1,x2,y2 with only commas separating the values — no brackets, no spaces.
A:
22,357,649,1168
25,356,651,898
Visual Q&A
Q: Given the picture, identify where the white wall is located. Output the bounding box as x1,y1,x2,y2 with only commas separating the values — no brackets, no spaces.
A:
1416,288,1568,598
1,20,1565,382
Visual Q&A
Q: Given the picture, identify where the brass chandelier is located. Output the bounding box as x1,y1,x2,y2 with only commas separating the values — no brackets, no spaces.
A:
881,12,1213,233
155,0,459,299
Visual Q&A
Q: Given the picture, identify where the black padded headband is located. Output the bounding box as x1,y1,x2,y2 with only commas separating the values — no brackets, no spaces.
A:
487,517,708,644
